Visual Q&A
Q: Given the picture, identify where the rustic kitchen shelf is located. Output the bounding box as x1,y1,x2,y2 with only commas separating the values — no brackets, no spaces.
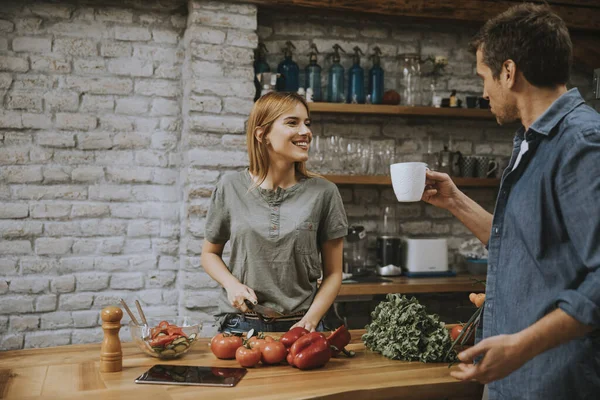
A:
323,174,500,188
337,274,486,297
308,103,495,119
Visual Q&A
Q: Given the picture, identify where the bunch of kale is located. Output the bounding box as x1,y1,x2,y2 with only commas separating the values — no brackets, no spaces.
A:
362,294,456,363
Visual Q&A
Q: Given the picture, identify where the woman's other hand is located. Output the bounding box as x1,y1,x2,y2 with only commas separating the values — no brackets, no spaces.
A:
224,281,258,312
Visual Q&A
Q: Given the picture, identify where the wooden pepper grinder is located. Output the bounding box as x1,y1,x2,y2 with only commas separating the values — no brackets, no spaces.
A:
100,306,123,372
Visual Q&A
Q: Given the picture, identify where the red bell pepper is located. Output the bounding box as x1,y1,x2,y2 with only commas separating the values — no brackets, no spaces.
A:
280,327,310,348
288,332,331,370
327,325,351,356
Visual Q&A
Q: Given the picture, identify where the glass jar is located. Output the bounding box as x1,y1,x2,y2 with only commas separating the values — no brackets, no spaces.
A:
399,54,422,106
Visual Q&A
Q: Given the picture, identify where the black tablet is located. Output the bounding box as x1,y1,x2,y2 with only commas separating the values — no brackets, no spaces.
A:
134,365,247,387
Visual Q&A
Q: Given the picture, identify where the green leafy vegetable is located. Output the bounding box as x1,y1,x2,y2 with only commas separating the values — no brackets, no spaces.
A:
362,294,456,363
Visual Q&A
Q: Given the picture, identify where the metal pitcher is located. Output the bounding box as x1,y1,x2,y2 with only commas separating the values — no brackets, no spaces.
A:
436,146,461,176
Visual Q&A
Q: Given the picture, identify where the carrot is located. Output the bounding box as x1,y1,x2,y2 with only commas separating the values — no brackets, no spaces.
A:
469,292,486,308
469,293,477,304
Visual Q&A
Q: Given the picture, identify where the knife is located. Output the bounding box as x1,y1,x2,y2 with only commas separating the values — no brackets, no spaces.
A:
244,300,285,319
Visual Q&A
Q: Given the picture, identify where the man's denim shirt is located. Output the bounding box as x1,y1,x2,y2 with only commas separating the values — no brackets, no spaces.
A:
485,88,600,399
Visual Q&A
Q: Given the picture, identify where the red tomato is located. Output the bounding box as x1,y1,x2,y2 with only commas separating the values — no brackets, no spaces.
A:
235,345,262,367
261,341,287,365
166,326,187,338
210,333,243,359
450,325,474,345
248,337,266,350
450,325,463,341
149,334,177,347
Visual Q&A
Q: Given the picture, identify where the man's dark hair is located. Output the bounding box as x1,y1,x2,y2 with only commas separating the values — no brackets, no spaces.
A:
470,3,572,87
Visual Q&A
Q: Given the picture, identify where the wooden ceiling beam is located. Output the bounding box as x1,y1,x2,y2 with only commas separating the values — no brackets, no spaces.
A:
242,0,600,32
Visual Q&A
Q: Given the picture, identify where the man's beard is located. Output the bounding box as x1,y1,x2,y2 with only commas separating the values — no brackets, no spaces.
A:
495,102,519,125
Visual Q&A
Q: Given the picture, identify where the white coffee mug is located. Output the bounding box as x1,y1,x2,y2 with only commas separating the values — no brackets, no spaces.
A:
390,162,427,202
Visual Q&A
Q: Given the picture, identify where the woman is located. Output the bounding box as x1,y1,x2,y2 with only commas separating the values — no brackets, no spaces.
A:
201,92,348,333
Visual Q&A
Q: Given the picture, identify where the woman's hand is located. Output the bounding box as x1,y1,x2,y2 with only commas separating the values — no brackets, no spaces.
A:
421,170,461,211
291,317,320,332
224,281,258,313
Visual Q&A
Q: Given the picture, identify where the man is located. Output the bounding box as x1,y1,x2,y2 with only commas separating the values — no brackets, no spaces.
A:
422,3,600,399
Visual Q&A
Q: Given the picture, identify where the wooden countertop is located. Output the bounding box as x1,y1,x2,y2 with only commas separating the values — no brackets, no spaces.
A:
338,274,486,297
0,330,483,400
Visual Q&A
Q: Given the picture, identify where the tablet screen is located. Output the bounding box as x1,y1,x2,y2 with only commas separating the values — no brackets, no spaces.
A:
134,365,247,387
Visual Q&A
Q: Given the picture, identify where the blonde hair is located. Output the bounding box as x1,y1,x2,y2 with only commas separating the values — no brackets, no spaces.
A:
247,92,318,188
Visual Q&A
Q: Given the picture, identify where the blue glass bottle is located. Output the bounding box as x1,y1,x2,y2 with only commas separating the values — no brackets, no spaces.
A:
277,41,299,92
347,46,365,104
253,43,270,101
327,44,346,103
368,46,384,104
305,43,322,102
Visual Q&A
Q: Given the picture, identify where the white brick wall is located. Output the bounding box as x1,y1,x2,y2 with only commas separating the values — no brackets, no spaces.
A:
0,0,189,350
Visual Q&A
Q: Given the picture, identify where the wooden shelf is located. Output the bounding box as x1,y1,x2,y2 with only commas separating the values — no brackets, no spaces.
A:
308,102,494,119
337,274,487,297
323,174,500,188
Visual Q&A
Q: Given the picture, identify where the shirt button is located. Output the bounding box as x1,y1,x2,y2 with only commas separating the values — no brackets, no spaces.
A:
308,223,313,229
274,207,278,211
272,225,276,229
494,226,499,234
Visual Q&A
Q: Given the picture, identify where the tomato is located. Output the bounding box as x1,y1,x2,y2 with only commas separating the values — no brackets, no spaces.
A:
236,345,262,367
210,333,243,359
261,341,287,365
248,337,266,351
450,325,463,341
149,334,177,347
280,327,309,348
450,325,474,345
166,326,187,338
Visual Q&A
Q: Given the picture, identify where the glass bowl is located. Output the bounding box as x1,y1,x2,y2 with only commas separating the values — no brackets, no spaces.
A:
129,317,201,359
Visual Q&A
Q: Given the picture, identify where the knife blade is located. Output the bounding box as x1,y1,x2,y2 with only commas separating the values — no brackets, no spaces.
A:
244,300,285,318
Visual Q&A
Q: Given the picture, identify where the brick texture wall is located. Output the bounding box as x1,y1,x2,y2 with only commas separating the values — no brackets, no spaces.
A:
0,1,597,349
0,0,257,350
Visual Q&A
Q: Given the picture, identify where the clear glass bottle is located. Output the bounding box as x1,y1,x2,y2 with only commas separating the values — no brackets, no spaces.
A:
382,206,398,236
400,54,421,106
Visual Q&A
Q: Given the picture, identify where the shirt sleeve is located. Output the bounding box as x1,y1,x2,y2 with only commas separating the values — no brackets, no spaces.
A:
204,182,231,244
318,184,348,245
554,128,600,328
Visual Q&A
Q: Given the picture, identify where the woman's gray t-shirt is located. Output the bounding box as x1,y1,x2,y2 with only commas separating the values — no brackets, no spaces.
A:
205,169,348,319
